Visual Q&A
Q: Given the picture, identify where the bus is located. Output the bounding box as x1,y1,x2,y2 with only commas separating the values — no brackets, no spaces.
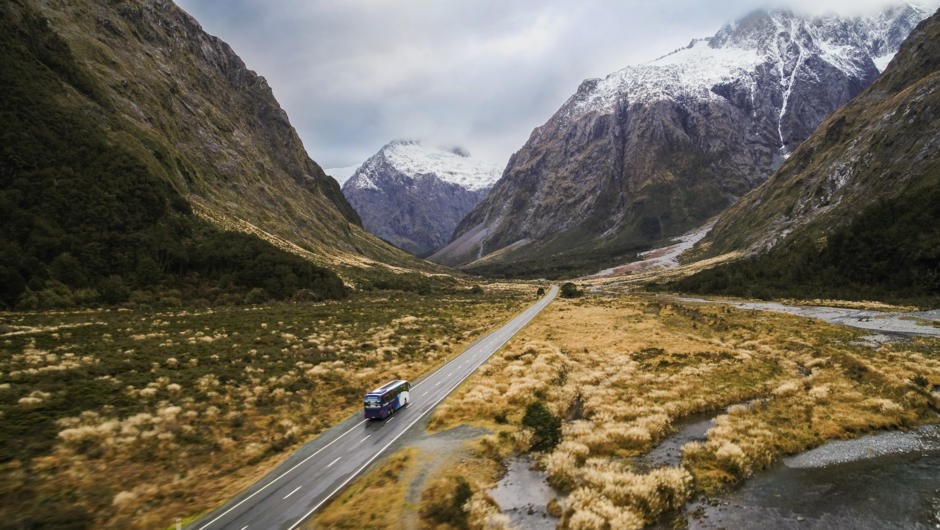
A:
363,379,411,420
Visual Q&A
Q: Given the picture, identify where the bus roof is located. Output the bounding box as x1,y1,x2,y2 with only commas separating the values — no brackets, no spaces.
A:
367,379,407,395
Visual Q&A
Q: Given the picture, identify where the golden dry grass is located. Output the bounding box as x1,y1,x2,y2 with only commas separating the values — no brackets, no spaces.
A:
420,293,940,529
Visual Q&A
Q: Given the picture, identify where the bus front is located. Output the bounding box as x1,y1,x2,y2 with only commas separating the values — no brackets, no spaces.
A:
363,392,384,419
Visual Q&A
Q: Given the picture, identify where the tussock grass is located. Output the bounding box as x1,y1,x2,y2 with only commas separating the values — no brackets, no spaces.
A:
0,289,527,528
425,294,940,528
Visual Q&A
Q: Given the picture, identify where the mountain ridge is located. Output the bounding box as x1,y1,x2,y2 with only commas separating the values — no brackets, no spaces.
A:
30,0,433,276
0,0,352,308
671,7,940,304
432,3,930,278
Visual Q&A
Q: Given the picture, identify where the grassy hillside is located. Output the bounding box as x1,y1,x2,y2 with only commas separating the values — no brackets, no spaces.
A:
28,0,439,279
0,4,346,308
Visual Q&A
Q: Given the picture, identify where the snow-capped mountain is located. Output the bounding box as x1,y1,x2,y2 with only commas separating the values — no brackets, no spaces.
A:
431,4,930,275
678,7,940,300
342,140,501,257
565,3,928,153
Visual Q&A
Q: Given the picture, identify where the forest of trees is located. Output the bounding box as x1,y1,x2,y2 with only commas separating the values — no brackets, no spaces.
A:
670,183,940,306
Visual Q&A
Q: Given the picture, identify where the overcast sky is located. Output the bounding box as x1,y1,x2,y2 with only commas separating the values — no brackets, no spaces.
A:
176,0,935,178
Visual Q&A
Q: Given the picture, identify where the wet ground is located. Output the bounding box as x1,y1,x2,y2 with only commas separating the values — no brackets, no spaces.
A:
678,298,940,338
633,412,715,472
489,457,561,530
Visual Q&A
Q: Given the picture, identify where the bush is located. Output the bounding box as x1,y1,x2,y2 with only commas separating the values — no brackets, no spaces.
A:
522,401,561,451
99,275,130,305
560,282,582,299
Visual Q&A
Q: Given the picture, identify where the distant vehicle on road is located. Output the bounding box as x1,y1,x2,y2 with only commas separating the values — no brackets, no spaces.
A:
364,380,410,419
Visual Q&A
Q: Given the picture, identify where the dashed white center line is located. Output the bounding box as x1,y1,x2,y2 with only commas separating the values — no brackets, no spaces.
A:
384,415,395,424
447,372,453,377
283,486,302,500
358,435,371,444
239,526,248,530
434,380,441,386
421,391,428,396
327,457,342,468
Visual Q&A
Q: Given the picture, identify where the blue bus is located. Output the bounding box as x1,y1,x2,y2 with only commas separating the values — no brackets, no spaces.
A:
364,380,411,420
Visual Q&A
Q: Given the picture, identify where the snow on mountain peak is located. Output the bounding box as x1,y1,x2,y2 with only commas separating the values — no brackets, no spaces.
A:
564,3,929,119
377,140,501,191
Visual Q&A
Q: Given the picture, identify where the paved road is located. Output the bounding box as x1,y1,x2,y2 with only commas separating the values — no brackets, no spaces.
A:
192,285,557,530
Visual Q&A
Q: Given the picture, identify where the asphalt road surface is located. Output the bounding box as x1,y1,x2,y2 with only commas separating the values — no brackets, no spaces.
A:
192,285,557,530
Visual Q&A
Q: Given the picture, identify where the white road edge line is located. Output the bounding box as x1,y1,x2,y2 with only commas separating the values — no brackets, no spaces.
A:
287,376,471,529
283,486,302,500
286,286,557,530
197,418,368,529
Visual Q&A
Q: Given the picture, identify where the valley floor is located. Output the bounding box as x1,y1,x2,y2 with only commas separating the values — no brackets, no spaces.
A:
3,284,937,529
0,286,531,529
313,290,940,529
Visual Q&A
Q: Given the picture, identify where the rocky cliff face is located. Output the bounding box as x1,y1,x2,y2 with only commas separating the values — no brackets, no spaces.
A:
694,7,940,258
673,7,940,301
432,4,929,276
30,0,427,272
342,141,499,257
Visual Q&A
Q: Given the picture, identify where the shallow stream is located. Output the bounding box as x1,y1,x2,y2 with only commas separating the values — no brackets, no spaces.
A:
648,424,940,529
682,425,940,529
490,416,940,529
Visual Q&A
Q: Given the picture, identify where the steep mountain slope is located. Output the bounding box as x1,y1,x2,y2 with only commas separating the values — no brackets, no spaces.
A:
432,4,929,277
25,0,431,276
0,0,349,308
673,8,940,304
342,141,500,257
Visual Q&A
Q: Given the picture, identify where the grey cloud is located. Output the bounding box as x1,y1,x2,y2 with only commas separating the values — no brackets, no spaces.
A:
176,0,937,170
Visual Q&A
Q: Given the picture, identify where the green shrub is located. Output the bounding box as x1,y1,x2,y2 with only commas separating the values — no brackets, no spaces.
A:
522,401,561,451
560,282,582,299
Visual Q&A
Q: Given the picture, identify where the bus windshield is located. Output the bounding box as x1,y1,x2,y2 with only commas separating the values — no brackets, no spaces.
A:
364,379,411,419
